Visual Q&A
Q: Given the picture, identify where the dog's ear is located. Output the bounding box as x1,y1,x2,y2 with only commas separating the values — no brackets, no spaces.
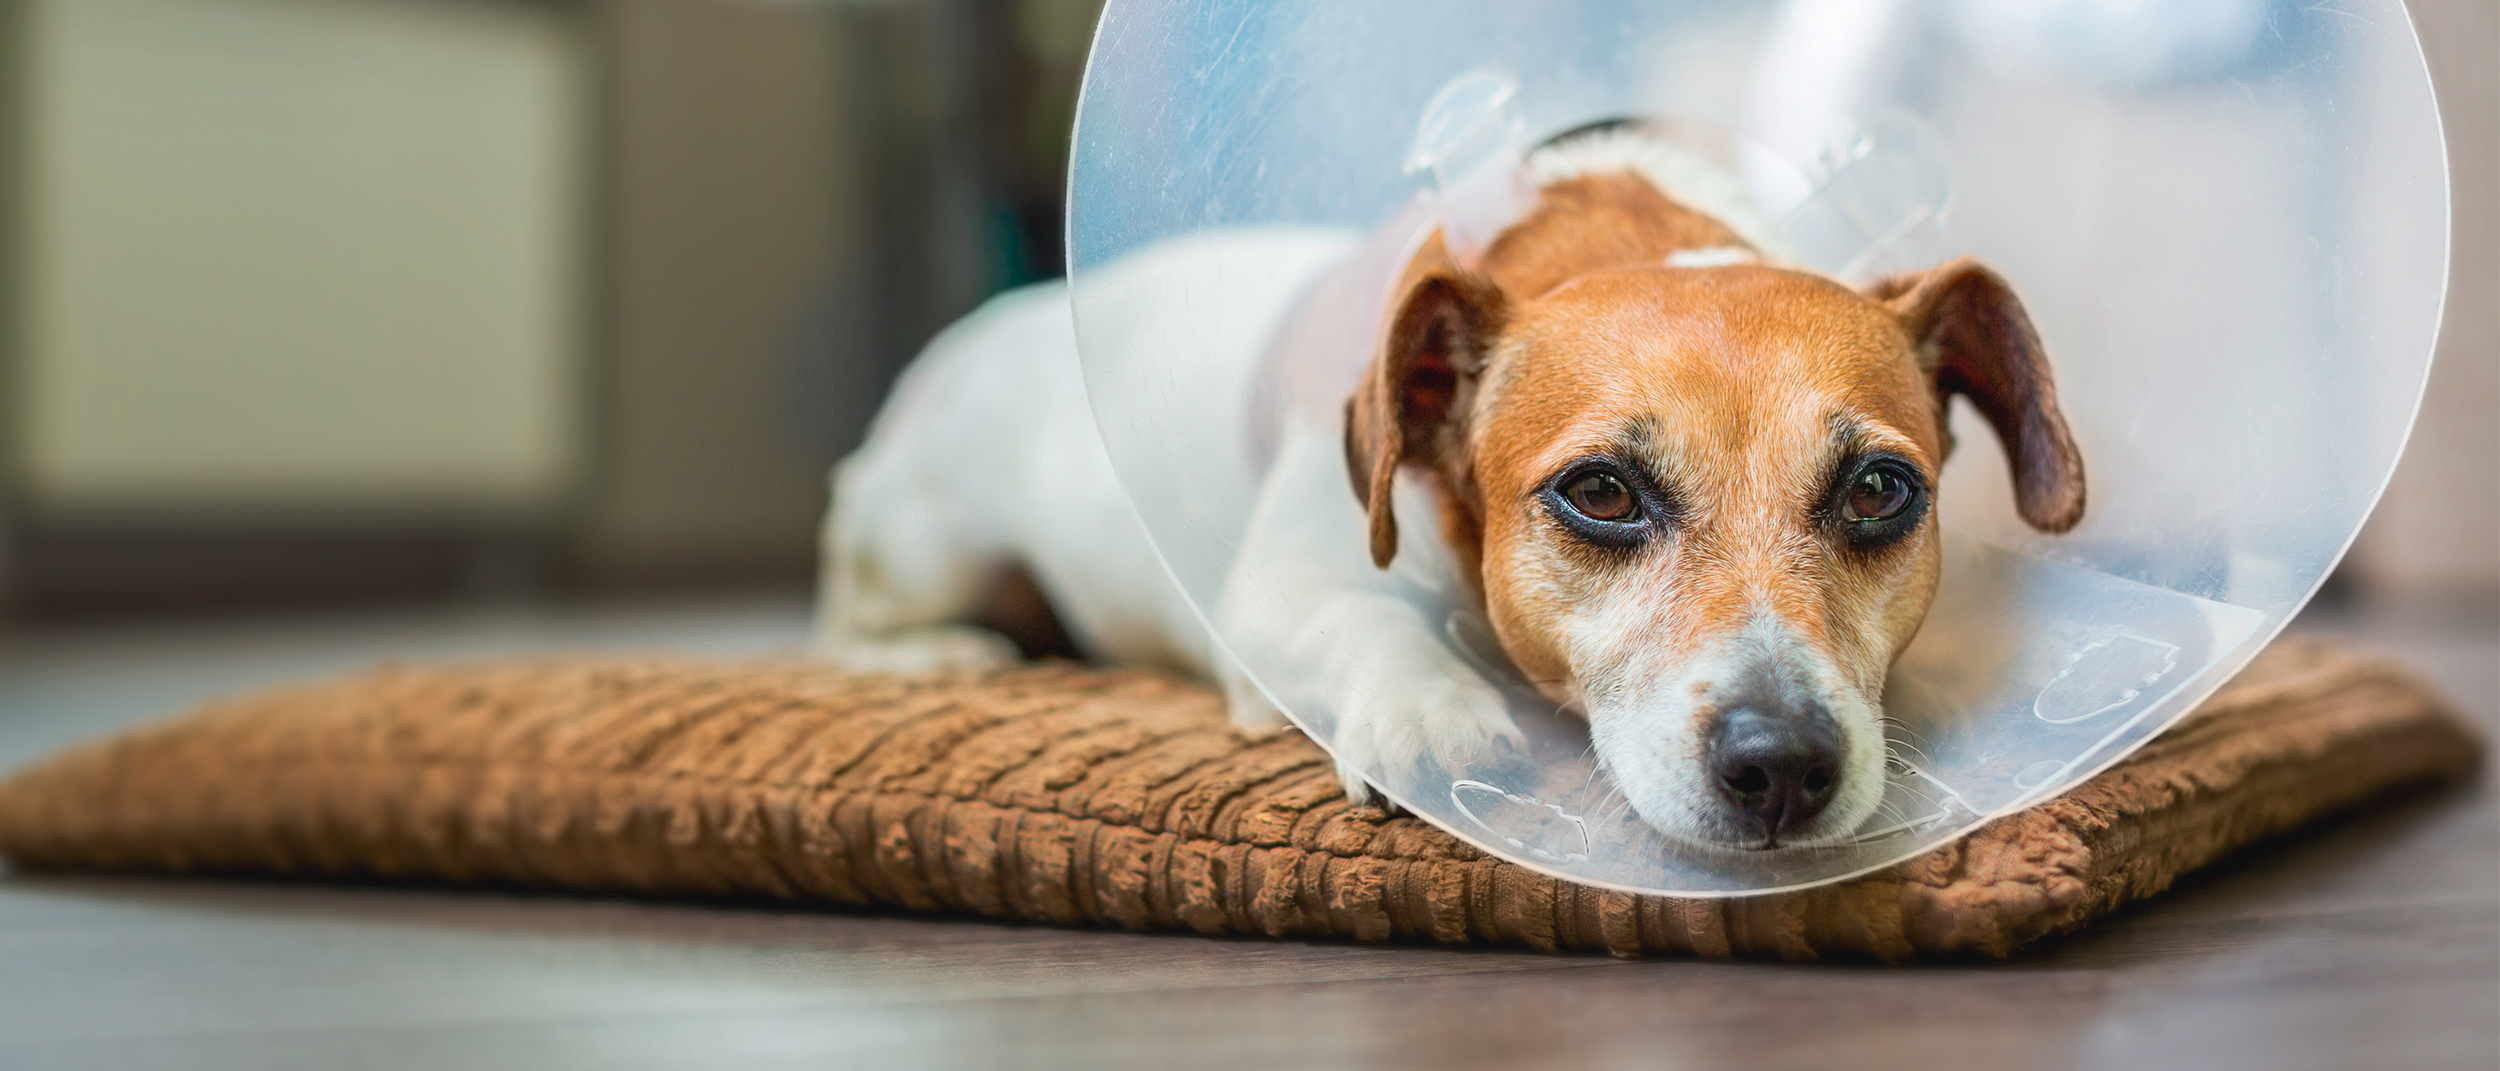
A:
1873,257,2086,533
1345,231,1510,567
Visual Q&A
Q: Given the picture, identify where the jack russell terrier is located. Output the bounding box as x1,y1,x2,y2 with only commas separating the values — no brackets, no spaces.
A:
816,123,2085,851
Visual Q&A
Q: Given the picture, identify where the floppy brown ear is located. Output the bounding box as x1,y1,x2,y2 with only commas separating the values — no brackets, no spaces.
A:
1874,257,2087,533
1344,232,1509,567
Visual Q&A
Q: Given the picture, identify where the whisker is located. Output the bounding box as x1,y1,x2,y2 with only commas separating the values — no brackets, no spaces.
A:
1884,737,1936,769
1598,788,1638,824
1588,784,1625,820
1879,718,1936,753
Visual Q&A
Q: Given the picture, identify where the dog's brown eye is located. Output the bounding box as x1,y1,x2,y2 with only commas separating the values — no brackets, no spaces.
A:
1564,471,1637,521
1845,469,1912,523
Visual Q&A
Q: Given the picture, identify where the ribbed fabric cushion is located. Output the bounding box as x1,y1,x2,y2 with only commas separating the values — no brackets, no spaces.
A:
0,637,2476,959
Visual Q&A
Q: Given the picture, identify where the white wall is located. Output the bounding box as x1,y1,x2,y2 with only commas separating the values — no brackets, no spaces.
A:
9,0,588,517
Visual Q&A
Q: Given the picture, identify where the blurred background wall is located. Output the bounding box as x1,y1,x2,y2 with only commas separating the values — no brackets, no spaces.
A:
0,0,1100,619
2347,0,2498,615
0,0,2485,626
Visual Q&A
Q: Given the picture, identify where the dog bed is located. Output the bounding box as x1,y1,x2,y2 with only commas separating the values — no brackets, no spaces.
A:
0,637,2476,959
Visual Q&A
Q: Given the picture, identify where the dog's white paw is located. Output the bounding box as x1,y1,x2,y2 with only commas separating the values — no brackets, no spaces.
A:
1335,757,1392,810
821,627,1021,674
1316,659,1521,811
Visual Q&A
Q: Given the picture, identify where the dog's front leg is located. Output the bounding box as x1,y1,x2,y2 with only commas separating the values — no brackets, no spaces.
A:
1216,424,1521,807
1286,589,1522,808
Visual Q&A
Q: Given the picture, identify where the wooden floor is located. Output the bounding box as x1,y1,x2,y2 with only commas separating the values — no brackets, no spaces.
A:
0,598,2489,1071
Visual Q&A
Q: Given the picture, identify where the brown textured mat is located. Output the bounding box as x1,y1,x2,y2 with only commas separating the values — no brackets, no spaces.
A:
0,637,2477,959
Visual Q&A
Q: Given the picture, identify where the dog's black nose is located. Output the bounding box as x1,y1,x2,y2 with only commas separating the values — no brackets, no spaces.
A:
1706,703,1841,847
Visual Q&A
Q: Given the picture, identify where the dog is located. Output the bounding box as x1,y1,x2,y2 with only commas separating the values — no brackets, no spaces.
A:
816,123,2084,851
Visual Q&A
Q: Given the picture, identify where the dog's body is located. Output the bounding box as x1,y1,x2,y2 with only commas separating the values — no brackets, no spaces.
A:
818,125,2083,852
813,227,1355,682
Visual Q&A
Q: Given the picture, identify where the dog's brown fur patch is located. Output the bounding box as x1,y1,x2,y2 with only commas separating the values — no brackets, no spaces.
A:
1463,267,1947,697
1479,173,1755,299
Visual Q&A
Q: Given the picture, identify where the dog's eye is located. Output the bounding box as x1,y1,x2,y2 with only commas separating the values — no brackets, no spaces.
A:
1562,471,1637,522
1541,461,1661,550
1845,468,1913,523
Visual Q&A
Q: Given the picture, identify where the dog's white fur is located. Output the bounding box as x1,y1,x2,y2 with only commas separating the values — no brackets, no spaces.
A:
818,134,1899,844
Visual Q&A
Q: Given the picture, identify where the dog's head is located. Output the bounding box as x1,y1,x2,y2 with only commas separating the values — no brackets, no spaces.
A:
1344,208,2083,850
